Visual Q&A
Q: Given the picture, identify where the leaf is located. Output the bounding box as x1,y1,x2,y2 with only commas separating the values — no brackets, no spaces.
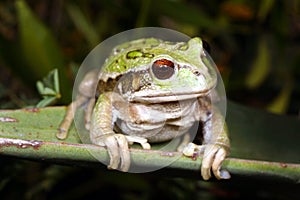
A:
16,0,64,78
154,0,215,29
36,81,45,94
267,80,293,114
257,0,275,22
40,88,56,96
53,68,60,93
66,3,100,47
36,97,57,108
245,38,271,89
135,0,151,27
36,69,61,107
15,0,71,102
226,102,299,164
0,102,299,182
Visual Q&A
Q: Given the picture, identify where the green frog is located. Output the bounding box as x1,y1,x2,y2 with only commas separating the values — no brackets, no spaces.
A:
57,37,230,180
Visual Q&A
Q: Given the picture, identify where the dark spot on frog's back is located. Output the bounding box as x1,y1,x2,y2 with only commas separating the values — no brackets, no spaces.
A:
126,50,143,59
126,50,154,59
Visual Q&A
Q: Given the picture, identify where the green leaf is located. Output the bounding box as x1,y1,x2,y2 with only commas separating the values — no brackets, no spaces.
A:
53,67,60,94
0,102,299,182
67,3,100,47
36,81,45,94
36,69,61,107
154,0,215,29
226,102,299,164
36,97,57,108
245,38,271,89
16,0,64,78
257,0,275,22
40,88,56,96
135,0,151,27
15,0,71,102
267,80,293,114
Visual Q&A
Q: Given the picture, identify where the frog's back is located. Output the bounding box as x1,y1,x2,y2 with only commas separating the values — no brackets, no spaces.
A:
98,38,189,82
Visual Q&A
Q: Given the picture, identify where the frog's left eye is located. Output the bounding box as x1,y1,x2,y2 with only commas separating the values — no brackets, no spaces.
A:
151,59,175,80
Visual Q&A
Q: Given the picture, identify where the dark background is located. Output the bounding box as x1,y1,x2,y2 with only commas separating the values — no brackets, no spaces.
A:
0,0,299,199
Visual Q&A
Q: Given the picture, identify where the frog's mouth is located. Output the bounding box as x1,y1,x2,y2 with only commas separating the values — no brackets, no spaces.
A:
129,89,211,103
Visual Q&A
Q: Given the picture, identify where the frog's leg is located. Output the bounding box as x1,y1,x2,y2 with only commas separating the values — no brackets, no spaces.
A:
202,108,230,180
90,92,151,172
201,115,230,180
57,95,90,139
57,69,99,139
183,101,230,180
84,97,95,130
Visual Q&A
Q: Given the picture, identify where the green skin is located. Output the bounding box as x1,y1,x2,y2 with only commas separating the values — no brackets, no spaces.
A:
58,37,230,180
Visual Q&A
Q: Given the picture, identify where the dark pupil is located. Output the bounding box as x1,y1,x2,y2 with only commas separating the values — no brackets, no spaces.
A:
152,59,175,80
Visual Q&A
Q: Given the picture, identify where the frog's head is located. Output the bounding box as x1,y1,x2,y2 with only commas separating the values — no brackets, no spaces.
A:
101,37,218,103
126,38,218,102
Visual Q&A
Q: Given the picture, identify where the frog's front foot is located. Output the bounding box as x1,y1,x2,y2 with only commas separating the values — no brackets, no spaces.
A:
183,143,230,180
92,134,151,172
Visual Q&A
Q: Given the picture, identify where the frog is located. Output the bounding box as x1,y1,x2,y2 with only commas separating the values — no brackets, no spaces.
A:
57,37,230,180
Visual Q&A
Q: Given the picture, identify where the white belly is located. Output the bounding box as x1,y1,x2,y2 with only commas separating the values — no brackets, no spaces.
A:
115,99,200,142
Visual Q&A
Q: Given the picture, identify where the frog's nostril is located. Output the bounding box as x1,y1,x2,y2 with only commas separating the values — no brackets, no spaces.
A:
193,70,201,76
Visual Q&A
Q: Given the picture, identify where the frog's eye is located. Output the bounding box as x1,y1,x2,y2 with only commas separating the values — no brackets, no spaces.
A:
151,59,175,80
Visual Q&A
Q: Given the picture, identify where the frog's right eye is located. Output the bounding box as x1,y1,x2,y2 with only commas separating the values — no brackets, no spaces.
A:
151,59,175,80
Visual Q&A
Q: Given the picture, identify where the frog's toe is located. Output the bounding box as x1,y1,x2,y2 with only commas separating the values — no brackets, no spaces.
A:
115,134,130,171
202,144,230,180
103,135,121,170
100,134,131,172
212,148,230,179
125,135,151,150
201,145,217,180
182,142,205,157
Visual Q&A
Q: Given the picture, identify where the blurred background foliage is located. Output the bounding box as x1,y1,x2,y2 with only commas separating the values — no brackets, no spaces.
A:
0,0,300,199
